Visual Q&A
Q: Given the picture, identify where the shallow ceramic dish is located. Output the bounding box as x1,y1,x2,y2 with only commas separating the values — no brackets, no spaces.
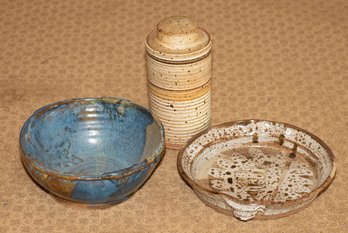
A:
20,97,165,205
178,120,336,220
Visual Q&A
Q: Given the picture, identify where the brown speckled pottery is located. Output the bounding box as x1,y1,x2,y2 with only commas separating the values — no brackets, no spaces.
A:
145,16,212,149
178,120,336,221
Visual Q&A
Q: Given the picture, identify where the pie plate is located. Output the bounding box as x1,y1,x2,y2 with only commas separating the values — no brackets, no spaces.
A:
178,120,336,220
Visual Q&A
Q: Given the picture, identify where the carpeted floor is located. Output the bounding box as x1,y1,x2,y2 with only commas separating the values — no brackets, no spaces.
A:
0,0,347,232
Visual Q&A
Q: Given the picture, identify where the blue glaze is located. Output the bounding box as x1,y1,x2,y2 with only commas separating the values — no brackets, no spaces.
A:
20,97,165,205
71,165,149,203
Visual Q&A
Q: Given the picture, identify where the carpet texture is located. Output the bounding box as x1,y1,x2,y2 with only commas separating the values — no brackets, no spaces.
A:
0,0,347,232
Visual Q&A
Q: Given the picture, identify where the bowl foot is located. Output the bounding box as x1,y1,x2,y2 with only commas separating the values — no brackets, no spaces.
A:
52,194,130,209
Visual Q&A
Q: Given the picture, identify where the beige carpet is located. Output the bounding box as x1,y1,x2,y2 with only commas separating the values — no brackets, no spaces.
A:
0,0,347,232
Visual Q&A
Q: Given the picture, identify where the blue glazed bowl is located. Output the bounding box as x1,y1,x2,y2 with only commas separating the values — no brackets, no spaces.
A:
20,97,165,205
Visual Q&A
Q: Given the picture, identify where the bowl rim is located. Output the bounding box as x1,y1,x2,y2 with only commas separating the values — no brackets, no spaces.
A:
20,97,165,181
177,119,336,207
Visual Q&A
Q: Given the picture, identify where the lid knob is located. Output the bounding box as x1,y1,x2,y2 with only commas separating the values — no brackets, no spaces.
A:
146,16,211,62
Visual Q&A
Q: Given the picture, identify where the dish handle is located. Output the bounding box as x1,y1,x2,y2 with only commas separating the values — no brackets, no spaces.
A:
223,198,266,221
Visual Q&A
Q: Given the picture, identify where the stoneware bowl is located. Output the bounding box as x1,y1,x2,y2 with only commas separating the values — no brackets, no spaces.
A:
178,119,336,220
20,97,165,205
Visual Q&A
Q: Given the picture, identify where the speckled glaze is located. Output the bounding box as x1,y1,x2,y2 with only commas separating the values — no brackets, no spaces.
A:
145,16,212,149
178,120,336,221
20,97,165,205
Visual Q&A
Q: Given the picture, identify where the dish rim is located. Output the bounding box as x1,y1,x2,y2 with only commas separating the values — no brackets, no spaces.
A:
177,119,336,207
20,97,166,181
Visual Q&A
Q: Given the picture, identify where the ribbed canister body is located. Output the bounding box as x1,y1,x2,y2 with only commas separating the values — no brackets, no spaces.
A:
145,17,212,149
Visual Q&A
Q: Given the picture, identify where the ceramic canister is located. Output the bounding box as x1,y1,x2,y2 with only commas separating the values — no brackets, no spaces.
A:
145,16,212,149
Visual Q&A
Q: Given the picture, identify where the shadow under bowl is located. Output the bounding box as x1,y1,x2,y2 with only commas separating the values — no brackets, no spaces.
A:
20,97,165,205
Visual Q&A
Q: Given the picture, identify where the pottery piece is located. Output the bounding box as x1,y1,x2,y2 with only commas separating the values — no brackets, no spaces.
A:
20,97,165,205
145,16,212,149
178,120,336,220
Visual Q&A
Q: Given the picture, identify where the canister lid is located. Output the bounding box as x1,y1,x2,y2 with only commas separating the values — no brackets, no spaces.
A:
145,16,211,62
